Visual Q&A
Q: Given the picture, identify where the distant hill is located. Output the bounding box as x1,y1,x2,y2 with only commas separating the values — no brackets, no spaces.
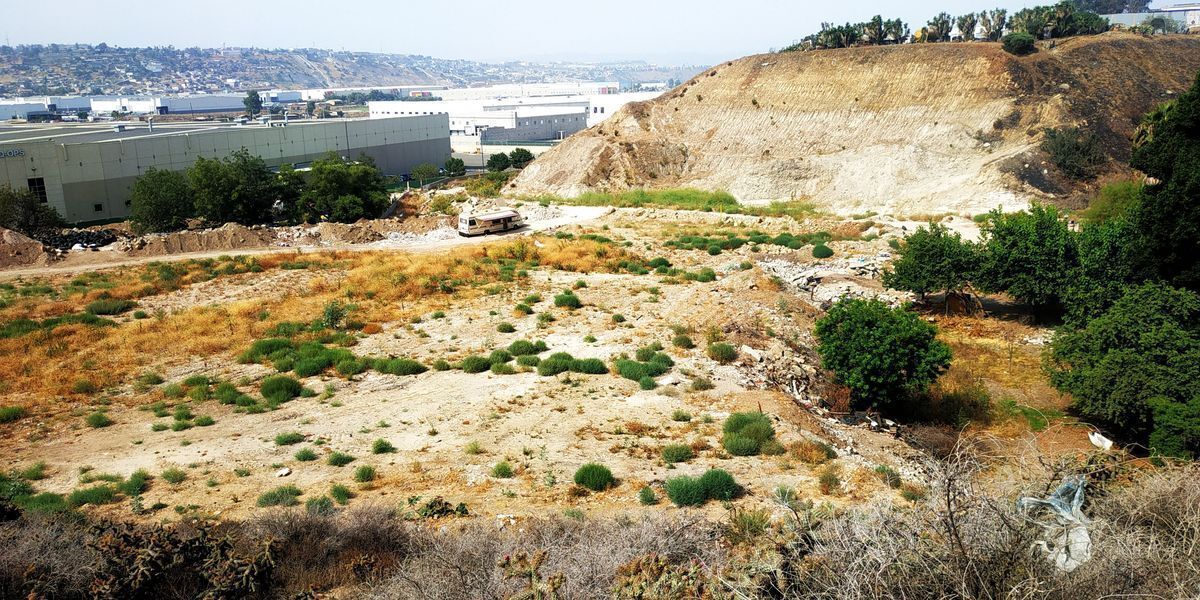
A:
0,44,702,97
512,32,1200,216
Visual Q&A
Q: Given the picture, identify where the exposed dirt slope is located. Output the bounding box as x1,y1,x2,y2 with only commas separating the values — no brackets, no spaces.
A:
512,33,1200,215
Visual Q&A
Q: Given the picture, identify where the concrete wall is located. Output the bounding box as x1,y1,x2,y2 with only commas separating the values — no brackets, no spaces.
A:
482,111,587,143
0,115,449,223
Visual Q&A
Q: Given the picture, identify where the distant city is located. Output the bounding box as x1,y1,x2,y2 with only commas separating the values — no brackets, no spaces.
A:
0,43,703,98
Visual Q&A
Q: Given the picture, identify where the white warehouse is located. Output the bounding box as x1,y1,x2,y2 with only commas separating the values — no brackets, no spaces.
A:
368,100,589,143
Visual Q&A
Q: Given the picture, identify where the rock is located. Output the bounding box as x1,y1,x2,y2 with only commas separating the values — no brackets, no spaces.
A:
741,345,762,363
275,467,291,477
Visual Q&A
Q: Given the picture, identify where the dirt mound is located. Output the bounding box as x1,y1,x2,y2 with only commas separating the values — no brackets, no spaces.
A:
0,227,46,268
512,33,1200,215
121,223,277,257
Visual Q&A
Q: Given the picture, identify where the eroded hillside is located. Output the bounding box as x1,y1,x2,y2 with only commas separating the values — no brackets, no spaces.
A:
513,33,1200,215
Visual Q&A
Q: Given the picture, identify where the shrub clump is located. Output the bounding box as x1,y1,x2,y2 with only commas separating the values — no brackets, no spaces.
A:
1001,31,1036,56
707,342,738,364
459,355,492,374
372,439,396,454
660,444,694,464
812,244,834,259
257,484,302,507
85,298,136,315
507,339,548,356
665,468,742,507
573,463,615,491
554,291,583,309
722,412,776,456
261,375,303,403
665,476,707,507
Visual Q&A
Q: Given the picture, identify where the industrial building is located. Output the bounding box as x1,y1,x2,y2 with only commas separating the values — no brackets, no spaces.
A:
0,115,449,224
368,100,589,143
1103,3,1200,30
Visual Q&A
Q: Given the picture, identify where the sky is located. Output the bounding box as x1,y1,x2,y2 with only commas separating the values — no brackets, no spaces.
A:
4,0,1099,65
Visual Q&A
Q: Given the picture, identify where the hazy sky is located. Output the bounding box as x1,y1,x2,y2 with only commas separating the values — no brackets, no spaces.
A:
4,0,1109,64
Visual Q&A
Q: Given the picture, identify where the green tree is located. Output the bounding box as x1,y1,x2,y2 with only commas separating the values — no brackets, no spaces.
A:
926,12,953,41
1128,72,1200,291
1042,127,1105,179
815,298,952,412
980,9,1008,41
187,148,279,225
863,15,887,44
0,186,65,239
1047,282,1200,456
1081,179,1142,225
1061,218,1148,327
444,157,466,177
882,223,979,300
508,148,534,168
410,163,439,184
976,203,1077,312
129,168,193,234
1002,32,1037,55
298,153,390,223
305,100,315,117
956,13,979,40
243,90,263,116
486,152,511,172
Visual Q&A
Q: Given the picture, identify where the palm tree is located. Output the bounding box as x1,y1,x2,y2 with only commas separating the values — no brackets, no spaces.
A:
927,12,953,42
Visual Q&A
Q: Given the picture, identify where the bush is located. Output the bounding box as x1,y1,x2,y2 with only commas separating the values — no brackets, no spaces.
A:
698,469,740,501
672,335,695,349
639,376,657,390
330,484,353,505
574,463,615,491
665,476,706,506
327,452,355,467
372,439,396,454
257,485,302,507
1042,126,1105,179
335,359,365,377
722,412,776,456
460,355,492,373
294,448,318,461
571,358,608,374
490,362,516,375
671,409,692,422
639,486,658,505
117,469,150,496
376,358,427,376
722,435,760,456
161,467,186,484
507,339,547,356
612,314,626,323
275,432,304,446
261,375,302,403
812,244,834,259
353,465,377,483
85,412,113,428
491,461,515,478
707,343,738,364
882,222,979,298
660,444,694,463
815,298,951,411
875,465,902,489
67,484,117,507
516,355,541,367
1001,31,1036,55
85,298,136,315
554,291,583,309
537,353,575,376
194,415,215,427
305,496,336,516
0,405,26,423
818,466,841,495
496,322,516,333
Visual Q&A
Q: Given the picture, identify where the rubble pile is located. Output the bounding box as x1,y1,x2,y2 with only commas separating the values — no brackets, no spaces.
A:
759,252,913,309
40,228,121,250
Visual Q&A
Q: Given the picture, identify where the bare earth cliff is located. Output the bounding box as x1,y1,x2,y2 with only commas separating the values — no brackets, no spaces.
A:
512,33,1200,215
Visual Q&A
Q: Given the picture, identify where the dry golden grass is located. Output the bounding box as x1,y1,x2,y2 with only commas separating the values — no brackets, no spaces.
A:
0,237,640,410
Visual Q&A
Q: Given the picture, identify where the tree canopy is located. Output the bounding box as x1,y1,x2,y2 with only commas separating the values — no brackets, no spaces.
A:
0,186,64,240
129,168,193,234
486,152,511,172
1048,282,1200,457
188,149,279,225
243,91,263,116
815,298,952,412
298,153,390,223
882,222,979,298
976,203,1077,312
444,157,466,177
508,148,534,168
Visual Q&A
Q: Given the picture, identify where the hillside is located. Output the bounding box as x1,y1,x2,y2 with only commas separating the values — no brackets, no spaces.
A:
512,33,1200,216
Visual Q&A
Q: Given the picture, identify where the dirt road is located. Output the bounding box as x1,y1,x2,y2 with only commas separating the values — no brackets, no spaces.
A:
0,206,612,280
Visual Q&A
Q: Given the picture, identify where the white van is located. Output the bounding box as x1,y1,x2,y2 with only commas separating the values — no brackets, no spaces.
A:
458,209,525,236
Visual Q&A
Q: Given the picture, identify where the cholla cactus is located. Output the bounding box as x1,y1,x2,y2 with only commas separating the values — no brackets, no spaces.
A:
498,550,564,600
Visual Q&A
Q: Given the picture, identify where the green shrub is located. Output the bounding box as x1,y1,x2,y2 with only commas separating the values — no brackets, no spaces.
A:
353,465,377,483
507,339,547,356
571,358,608,375
170,420,192,432
612,314,626,324
17,462,47,481
721,412,776,456
722,435,760,456
85,412,113,428
671,409,692,422
639,376,657,390
761,439,786,456
660,444,694,463
376,358,427,376
432,359,451,371
639,485,658,505
460,355,492,373
665,476,706,506
372,439,396,454
0,405,27,423
275,432,304,446
257,485,302,507
294,448,318,461
193,415,215,427
335,358,366,377
497,322,516,333
72,380,99,394
161,468,186,484
162,383,185,398
117,470,150,496
261,375,302,402
1001,31,1036,56
875,465,902,489
85,298,136,315
330,484,353,505
554,292,583,309
672,334,695,349
537,353,576,376
1043,126,1104,179
182,374,210,387
707,343,738,364
574,463,615,491
517,355,541,367
488,349,513,364
490,362,516,375
67,484,117,507
306,496,336,516
327,452,355,467
239,338,295,363
698,469,740,501
491,461,515,478
812,244,834,259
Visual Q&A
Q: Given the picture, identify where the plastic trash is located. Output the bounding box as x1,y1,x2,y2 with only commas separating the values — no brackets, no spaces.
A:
1018,476,1092,572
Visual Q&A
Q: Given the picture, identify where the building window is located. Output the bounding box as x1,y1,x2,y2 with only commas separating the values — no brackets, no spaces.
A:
26,178,47,203
93,203,104,213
